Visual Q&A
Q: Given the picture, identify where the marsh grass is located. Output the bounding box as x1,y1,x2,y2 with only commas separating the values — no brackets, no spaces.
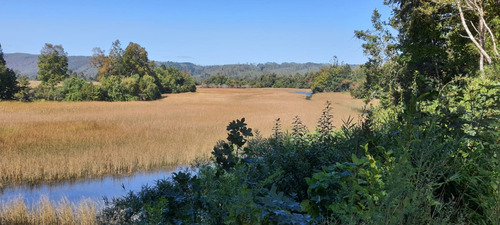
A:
0,196,98,225
0,88,371,186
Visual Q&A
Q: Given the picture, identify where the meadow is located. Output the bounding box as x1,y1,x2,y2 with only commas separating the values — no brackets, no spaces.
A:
0,88,370,187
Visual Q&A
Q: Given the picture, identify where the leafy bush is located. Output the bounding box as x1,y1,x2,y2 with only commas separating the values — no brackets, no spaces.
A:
32,84,64,101
138,74,161,101
61,77,101,101
155,66,196,93
100,75,162,101
14,76,33,102
100,75,127,101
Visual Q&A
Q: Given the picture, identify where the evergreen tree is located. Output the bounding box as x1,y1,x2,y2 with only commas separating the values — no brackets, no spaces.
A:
37,43,69,85
0,44,18,100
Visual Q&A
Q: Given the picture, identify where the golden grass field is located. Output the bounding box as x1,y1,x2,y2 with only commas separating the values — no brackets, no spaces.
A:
0,88,371,187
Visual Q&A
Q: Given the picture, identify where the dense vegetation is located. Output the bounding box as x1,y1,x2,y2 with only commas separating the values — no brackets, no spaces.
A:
99,81,500,224
98,0,500,224
352,0,500,105
1,41,196,102
1,0,499,223
201,59,363,93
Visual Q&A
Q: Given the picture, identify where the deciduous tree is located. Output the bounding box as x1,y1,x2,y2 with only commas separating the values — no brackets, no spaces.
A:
122,42,152,77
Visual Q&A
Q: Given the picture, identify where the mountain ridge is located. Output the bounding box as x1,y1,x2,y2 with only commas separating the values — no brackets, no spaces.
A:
4,53,331,80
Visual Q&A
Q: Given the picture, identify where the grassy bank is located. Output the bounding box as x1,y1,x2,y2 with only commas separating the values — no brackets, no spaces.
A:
0,88,371,186
0,197,98,225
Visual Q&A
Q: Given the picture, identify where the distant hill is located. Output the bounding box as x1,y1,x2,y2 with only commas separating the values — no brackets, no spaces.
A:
5,53,96,79
5,53,329,80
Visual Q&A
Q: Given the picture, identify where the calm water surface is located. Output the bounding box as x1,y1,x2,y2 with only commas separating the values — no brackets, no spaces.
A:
295,91,312,97
0,167,189,206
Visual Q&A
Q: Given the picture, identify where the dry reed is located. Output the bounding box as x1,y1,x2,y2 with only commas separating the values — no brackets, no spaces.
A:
0,196,98,225
0,88,372,186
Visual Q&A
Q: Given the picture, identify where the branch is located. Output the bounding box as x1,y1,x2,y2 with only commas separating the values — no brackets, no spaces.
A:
471,0,499,57
481,14,500,57
457,0,492,64
464,0,474,9
459,34,471,39
469,20,479,34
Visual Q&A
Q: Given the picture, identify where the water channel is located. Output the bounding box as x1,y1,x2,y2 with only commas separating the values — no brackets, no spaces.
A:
295,91,312,97
0,167,189,206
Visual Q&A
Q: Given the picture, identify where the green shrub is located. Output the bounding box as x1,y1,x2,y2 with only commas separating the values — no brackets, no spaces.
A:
100,75,126,101
62,77,101,101
14,76,34,102
138,74,161,101
155,66,196,93
33,84,64,101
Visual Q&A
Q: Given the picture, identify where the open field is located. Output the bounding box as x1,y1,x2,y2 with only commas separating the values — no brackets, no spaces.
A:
0,88,372,186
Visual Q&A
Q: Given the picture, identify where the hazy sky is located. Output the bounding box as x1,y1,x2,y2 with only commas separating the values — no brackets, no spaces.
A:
0,0,391,65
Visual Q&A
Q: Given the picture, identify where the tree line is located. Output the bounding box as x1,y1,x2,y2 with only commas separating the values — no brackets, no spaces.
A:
0,40,196,102
164,61,327,80
201,58,364,93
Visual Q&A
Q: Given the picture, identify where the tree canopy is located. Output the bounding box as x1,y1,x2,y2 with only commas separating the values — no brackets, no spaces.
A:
354,0,499,104
37,43,69,85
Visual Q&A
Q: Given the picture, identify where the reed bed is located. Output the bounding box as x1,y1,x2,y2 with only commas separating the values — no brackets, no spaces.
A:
0,88,370,186
0,196,98,225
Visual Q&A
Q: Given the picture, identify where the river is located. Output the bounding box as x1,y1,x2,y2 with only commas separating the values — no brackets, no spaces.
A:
0,167,189,206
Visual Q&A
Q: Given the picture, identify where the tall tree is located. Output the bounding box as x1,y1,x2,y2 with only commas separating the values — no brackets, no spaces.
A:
109,40,125,76
355,9,398,101
122,42,152,77
0,44,18,99
90,40,125,80
37,43,69,85
91,41,153,79
90,47,112,80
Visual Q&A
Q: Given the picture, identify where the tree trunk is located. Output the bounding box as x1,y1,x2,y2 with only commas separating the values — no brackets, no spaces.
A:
479,7,485,78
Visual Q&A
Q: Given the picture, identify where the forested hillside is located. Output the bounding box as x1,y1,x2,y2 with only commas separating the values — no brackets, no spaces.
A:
5,53,96,79
4,53,327,80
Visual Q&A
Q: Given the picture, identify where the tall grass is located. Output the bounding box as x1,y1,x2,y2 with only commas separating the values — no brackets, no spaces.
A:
0,88,371,186
0,196,98,224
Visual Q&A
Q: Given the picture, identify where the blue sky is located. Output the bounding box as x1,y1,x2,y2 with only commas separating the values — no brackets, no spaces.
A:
0,0,391,65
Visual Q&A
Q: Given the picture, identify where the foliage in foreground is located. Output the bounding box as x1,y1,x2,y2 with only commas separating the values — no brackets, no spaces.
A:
99,77,499,224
